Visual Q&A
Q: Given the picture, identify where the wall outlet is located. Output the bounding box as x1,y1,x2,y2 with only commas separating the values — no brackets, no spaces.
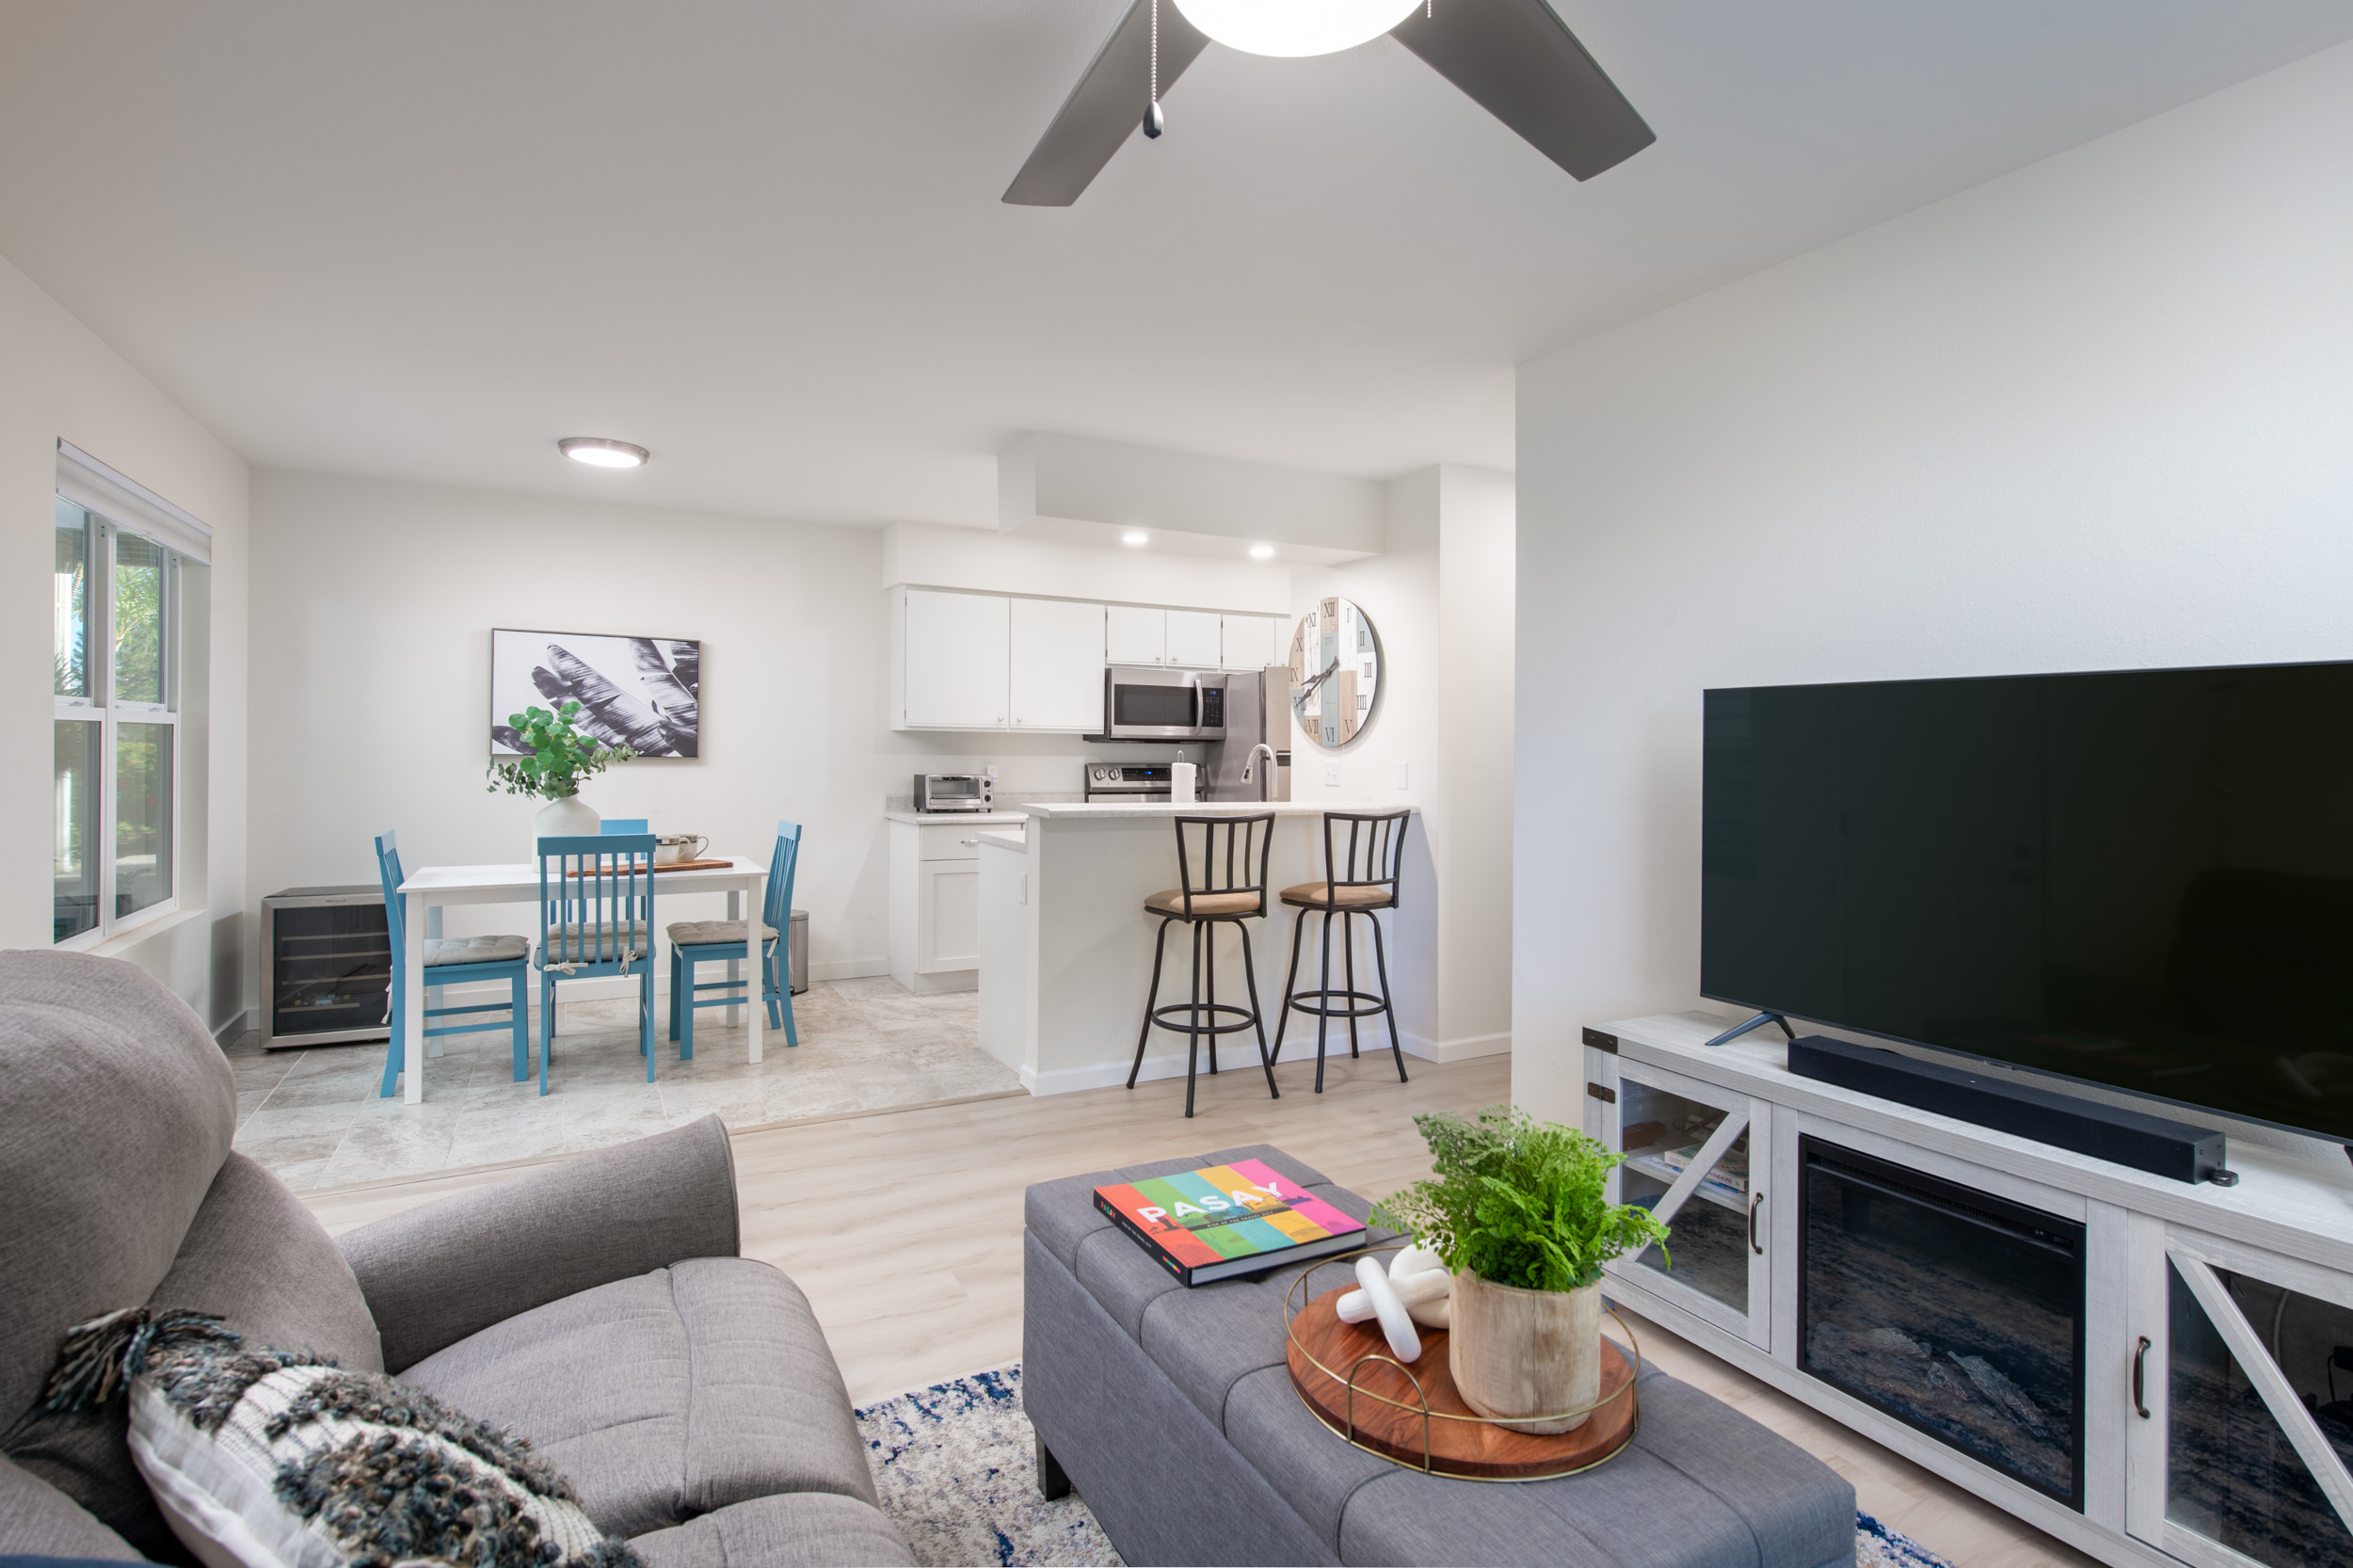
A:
1323,763,1341,788
984,763,999,779
1396,761,1410,792
1016,873,1028,906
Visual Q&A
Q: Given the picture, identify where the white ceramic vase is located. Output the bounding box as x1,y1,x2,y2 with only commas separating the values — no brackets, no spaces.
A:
1447,1272,1603,1434
533,793,600,853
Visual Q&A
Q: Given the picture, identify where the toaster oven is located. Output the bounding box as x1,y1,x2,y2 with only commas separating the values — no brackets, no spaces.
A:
914,773,993,812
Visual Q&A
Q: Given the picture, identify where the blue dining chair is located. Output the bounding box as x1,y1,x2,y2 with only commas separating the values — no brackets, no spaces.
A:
600,819,650,835
536,833,658,1095
668,821,801,1056
375,831,532,1098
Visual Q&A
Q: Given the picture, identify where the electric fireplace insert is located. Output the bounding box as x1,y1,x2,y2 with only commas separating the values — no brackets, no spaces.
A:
1799,1137,2087,1508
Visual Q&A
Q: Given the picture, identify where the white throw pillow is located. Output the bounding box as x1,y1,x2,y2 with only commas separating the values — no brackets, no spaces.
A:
48,1310,636,1568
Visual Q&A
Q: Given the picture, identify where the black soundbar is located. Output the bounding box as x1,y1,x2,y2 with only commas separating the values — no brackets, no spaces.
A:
1787,1035,2231,1185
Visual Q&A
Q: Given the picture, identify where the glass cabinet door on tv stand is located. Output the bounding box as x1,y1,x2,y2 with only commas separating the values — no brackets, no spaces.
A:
2126,1223,2353,1568
1601,1059,1773,1351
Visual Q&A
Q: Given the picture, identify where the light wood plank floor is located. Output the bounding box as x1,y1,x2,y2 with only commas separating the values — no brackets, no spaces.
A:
303,1049,2097,1567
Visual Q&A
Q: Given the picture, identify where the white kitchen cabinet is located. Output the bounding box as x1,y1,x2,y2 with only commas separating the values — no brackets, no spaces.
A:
1011,598,1105,731
1105,605,1166,665
899,589,1009,729
916,859,983,975
1222,614,1281,671
1165,610,1225,668
890,818,1013,994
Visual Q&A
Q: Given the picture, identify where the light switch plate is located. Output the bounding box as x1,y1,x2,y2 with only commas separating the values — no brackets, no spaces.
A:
1323,764,1341,788
1016,873,1027,905
1396,761,1410,791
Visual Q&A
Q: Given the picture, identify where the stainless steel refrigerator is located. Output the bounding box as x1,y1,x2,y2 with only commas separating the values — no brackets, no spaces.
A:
1205,666,1291,802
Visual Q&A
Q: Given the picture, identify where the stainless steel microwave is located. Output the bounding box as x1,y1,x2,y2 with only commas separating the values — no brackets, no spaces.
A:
1102,665,1226,742
913,773,993,812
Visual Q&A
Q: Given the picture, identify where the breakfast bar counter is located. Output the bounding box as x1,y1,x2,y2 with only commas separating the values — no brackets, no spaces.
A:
977,801,1422,1096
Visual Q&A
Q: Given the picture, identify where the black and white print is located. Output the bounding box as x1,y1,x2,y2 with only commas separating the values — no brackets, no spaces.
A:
491,629,700,758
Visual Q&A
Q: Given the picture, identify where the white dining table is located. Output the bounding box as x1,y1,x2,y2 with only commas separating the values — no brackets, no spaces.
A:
392,856,770,1103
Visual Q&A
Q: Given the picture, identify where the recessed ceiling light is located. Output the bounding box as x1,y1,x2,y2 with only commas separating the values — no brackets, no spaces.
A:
1123,531,1149,547
1249,543,1275,560
559,437,649,469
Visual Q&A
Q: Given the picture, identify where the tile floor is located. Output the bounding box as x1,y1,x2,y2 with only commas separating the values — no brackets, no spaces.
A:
229,978,1016,1192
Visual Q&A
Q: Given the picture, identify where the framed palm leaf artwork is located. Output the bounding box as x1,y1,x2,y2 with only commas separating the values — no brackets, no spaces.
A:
490,629,700,759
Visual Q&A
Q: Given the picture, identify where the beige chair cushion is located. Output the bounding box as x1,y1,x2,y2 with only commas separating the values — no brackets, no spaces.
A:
1144,888,1263,918
1279,881,1395,909
665,920,779,947
538,922,650,965
424,934,528,966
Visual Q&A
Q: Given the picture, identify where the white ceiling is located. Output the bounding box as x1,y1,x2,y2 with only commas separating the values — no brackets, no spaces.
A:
3,2,2348,527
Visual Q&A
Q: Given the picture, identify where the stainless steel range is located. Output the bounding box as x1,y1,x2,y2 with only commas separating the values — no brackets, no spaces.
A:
1085,762,1174,803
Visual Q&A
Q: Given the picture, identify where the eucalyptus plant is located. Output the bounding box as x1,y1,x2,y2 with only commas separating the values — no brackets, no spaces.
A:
485,699,636,802
1370,1105,1670,1293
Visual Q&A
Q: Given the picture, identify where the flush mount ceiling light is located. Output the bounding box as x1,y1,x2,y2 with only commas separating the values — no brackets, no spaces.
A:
1249,543,1275,560
558,437,649,470
1123,530,1150,547
1173,0,1419,57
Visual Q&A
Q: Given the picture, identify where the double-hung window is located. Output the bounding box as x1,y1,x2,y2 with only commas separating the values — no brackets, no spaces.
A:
53,450,196,945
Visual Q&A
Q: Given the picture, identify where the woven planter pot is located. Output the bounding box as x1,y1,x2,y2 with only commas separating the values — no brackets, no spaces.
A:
1448,1272,1603,1434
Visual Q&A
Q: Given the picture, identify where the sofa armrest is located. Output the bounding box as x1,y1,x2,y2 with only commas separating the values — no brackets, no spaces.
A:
339,1114,741,1372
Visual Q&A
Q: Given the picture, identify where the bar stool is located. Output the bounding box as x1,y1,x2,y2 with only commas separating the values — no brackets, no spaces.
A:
1128,812,1281,1117
1273,809,1411,1092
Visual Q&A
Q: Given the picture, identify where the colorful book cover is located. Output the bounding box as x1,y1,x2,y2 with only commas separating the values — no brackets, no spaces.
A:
1092,1158,1367,1285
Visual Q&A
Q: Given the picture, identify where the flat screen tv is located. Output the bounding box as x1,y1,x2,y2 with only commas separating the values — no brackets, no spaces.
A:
1703,660,2353,1147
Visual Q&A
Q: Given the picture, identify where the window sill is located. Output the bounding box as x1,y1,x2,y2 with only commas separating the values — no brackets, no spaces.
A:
88,904,209,958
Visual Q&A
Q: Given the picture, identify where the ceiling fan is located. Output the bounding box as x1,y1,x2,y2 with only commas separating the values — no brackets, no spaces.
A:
1002,0,1655,206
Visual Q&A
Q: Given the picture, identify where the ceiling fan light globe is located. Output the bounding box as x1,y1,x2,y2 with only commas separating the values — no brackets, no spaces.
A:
1173,0,1421,58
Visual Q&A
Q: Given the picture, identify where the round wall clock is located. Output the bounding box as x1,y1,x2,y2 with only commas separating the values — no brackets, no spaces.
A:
1289,597,1382,749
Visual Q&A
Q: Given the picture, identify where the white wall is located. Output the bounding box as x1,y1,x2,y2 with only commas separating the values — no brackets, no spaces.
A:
1512,41,2353,1125
248,472,912,991
0,251,248,1031
1292,463,1514,1062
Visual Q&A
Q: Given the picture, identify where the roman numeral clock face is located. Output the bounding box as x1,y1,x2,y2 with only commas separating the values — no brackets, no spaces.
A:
1289,598,1382,750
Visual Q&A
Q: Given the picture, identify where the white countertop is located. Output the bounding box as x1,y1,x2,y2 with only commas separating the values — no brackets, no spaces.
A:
1019,800,1413,820
978,830,1027,852
884,810,1031,826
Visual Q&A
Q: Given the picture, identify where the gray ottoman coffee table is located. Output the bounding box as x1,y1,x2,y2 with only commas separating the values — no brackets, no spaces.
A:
1024,1143,1856,1568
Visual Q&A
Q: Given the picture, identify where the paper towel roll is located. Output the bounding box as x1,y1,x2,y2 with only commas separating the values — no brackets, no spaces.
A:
1171,762,1197,803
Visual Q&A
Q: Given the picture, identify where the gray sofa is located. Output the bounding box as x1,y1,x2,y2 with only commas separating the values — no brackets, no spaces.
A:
1025,1144,1858,1568
0,951,912,1567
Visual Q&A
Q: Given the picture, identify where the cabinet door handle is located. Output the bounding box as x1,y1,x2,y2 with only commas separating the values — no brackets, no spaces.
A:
2133,1336,2152,1419
1749,1192,1766,1255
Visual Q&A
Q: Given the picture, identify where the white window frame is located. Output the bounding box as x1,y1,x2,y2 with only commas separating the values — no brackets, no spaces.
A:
53,480,194,948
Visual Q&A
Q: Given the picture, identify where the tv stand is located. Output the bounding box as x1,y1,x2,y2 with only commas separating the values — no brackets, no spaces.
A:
1583,1009,2353,1568
1701,1009,1795,1048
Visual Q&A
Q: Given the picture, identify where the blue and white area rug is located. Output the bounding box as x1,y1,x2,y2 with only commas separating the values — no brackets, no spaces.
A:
856,1365,1959,1568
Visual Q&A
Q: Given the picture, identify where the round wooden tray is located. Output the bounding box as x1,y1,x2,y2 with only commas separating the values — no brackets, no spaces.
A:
1283,1272,1640,1481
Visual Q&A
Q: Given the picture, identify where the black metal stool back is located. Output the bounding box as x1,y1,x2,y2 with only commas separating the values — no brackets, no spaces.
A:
1129,813,1280,1117
1275,808,1413,1092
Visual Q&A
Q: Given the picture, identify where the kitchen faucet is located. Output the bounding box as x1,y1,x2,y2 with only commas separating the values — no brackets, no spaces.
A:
1241,744,1278,801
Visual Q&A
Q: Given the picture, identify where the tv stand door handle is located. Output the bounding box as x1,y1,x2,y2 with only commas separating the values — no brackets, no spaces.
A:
1749,1192,1766,1256
2133,1336,2152,1419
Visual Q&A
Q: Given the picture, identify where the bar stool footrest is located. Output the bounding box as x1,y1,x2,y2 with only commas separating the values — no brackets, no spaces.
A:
1147,1001,1261,1036
1281,988,1390,1020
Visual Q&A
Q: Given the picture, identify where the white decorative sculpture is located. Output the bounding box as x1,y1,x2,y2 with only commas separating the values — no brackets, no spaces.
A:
1337,1244,1453,1347
1351,1256,1423,1364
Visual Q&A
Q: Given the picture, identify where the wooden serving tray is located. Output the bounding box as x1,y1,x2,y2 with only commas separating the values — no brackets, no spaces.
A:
1285,1286,1638,1480
564,858,734,875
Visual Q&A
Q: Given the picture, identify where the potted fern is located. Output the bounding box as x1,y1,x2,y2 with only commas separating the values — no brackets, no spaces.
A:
1371,1105,1669,1432
486,700,636,850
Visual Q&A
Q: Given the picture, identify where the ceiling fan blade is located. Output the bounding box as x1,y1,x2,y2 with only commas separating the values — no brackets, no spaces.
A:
1389,0,1654,181
1003,1,1211,206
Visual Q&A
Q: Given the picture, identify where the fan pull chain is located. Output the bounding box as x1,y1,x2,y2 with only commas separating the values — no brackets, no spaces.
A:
1144,0,1164,138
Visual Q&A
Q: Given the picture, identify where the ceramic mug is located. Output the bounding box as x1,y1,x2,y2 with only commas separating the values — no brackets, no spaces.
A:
654,833,709,866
